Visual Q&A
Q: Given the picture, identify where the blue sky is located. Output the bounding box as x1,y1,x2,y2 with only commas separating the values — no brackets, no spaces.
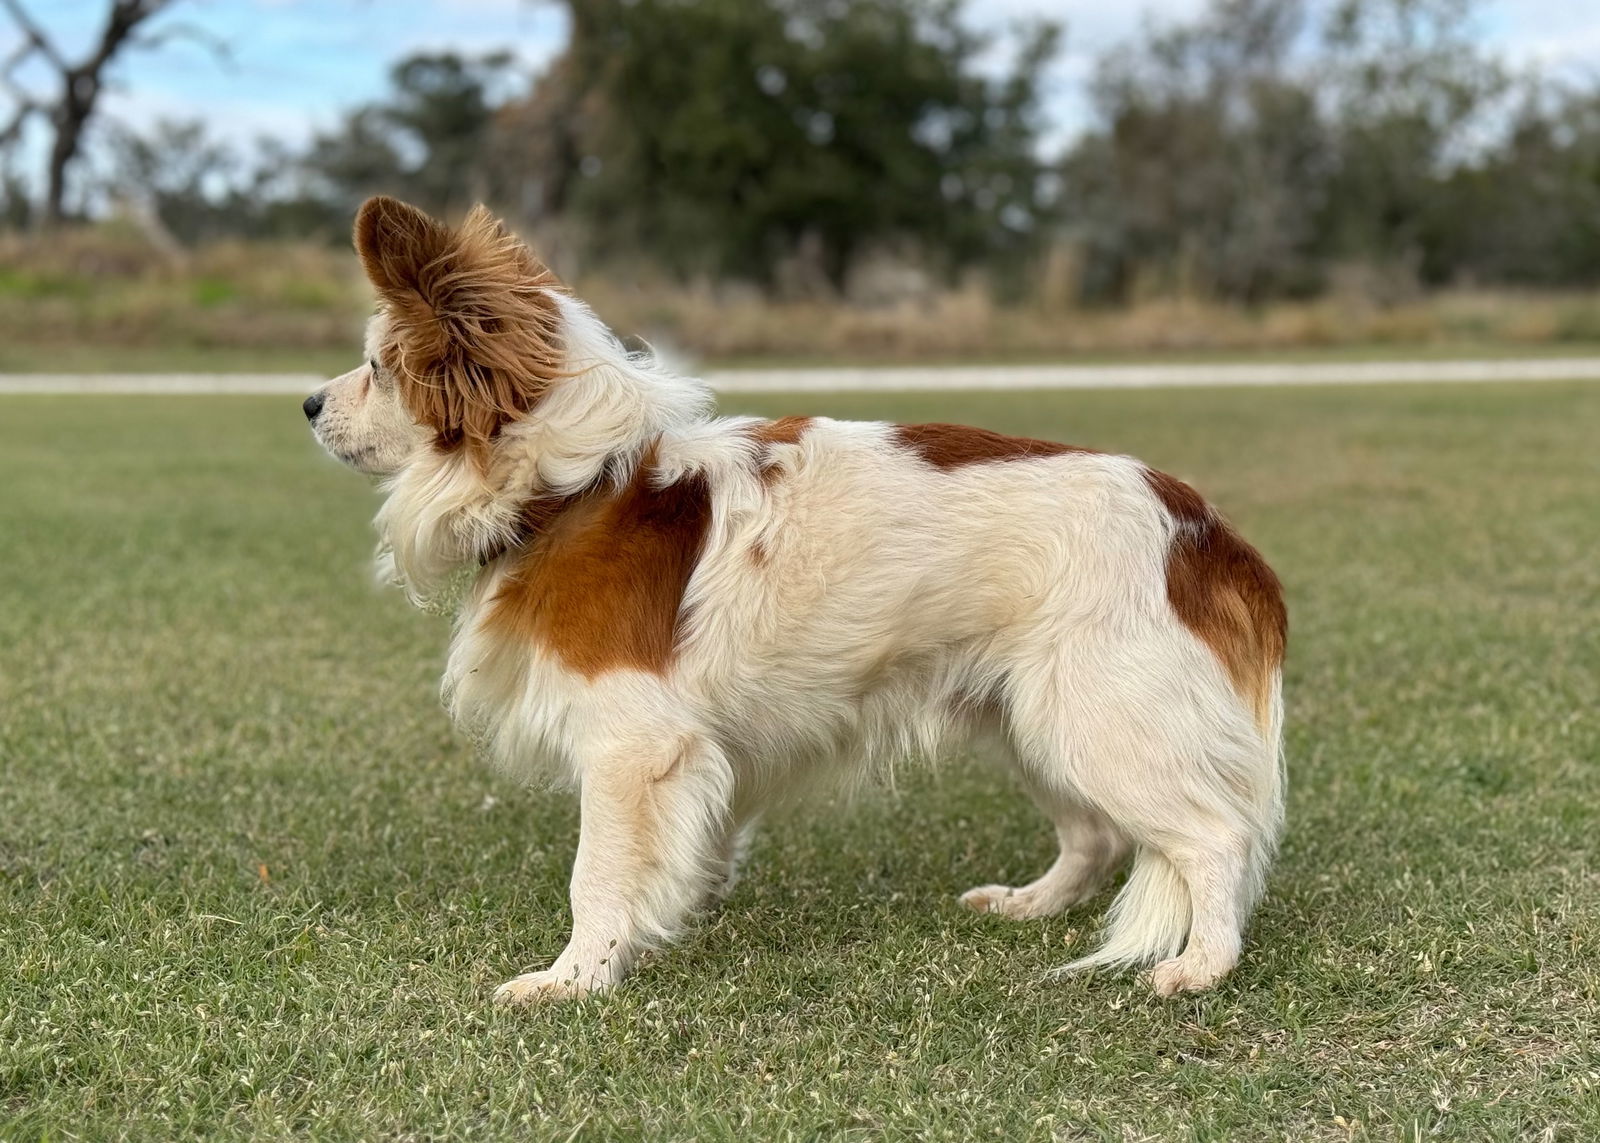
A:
4,0,1599,169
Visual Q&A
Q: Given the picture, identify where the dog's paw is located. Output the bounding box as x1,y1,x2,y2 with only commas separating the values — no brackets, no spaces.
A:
1149,955,1230,998
492,969,598,1006
960,884,1016,914
959,884,1055,920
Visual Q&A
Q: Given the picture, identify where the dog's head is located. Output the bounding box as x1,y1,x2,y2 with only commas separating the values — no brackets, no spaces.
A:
305,195,564,477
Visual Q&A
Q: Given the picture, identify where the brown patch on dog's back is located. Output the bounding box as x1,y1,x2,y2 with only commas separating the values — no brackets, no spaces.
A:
751,416,812,448
748,416,813,484
894,423,1096,470
1144,469,1287,731
743,417,814,564
486,452,712,678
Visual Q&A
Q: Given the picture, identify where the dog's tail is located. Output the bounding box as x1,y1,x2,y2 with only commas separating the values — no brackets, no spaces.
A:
1062,848,1193,972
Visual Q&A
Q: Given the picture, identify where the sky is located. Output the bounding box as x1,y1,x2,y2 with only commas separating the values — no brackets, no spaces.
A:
3,0,1599,175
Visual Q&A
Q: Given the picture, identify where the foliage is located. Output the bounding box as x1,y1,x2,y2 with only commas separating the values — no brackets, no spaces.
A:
1064,0,1600,302
544,0,1060,288
13,0,1600,305
1064,0,1330,302
303,51,519,219
5,216,1600,370
1428,86,1600,287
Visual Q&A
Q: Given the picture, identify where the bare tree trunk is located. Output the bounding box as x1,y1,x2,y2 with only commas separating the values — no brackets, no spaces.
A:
45,90,83,225
1,0,178,226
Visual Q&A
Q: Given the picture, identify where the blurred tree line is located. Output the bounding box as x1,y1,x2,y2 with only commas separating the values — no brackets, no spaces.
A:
5,0,1600,304
1064,0,1600,301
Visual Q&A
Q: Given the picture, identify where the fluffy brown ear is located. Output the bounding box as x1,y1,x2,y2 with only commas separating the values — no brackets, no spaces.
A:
354,195,452,298
351,196,564,459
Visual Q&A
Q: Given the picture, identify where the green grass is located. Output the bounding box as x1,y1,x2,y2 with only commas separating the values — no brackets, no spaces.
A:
703,341,1600,370
2,384,1598,1141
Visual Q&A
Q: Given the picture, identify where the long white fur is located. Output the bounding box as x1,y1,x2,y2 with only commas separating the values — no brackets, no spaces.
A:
310,290,1285,1003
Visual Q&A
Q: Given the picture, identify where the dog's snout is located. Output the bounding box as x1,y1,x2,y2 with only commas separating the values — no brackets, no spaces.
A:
303,390,326,421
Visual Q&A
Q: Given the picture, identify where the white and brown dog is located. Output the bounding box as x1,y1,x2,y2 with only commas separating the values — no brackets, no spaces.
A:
306,196,1287,1004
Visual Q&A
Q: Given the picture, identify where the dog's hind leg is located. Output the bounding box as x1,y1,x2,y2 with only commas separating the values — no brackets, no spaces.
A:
494,728,733,1005
959,795,1129,920
1142,829,1254,996
1004,638,1282,996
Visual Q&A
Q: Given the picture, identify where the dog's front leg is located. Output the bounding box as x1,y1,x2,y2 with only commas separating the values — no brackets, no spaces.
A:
494,733,732,1005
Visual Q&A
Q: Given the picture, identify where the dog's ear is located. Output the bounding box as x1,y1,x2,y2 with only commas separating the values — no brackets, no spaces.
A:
354,195,452,299
352,196,564,457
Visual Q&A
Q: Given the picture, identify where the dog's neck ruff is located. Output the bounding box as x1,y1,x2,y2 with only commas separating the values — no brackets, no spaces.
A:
475,490,582,567
380,293,714,596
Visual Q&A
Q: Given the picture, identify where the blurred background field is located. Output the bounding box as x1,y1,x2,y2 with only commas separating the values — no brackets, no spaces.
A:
8,220,1600,372
5,0,1600,370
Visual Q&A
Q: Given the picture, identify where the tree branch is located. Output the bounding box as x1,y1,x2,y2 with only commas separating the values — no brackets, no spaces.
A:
2,0,219,223
0,0,68,73
0,33,41,148
0,99,37,148
131,19,232,67
80,1,176,79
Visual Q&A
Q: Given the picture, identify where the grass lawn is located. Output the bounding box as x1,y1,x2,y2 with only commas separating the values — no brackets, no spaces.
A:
2,383,1597,1141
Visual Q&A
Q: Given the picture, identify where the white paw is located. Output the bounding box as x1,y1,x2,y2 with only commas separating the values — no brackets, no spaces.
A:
492,969,601,1006
1149,954,1231,998
962,882,1076,920
960,884,1016,913
959,884,1046,919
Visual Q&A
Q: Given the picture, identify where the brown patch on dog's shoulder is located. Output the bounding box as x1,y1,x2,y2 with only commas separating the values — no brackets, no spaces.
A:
894,423,1096,470
486,450,712,679
1144,468,1287,731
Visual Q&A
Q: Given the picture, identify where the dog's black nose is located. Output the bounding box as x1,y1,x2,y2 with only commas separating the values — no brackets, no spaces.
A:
302,391,326,421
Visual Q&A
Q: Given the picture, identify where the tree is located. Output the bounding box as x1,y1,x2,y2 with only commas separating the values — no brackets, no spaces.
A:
1058,0,1510,303
0,0,222,225
1062,0,1329,302
1429,85,1600,288
529,0,1060,290
1315,0,1507,288
302,51,518,220
105,117,234,247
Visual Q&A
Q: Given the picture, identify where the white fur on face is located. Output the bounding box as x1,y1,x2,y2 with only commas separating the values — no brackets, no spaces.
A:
308,317,428,477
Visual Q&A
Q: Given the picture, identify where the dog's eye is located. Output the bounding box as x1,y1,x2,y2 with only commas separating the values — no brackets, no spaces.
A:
369,358,379,373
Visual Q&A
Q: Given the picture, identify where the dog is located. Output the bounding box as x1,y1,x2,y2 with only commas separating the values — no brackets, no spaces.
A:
305,195,1287,1004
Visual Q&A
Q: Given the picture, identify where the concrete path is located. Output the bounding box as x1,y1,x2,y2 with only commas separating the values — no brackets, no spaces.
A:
3,357,1600,395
